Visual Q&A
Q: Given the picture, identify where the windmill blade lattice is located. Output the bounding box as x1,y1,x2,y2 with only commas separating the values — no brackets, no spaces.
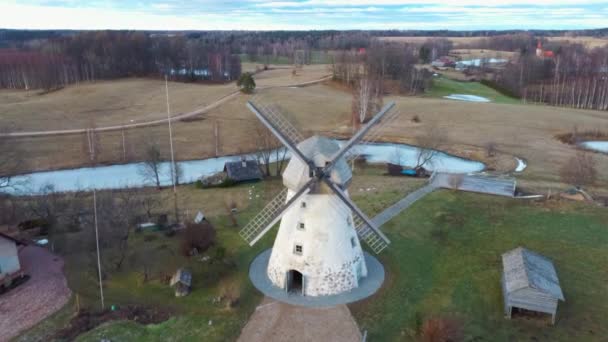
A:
346,108,402,163
250,97,305,145
239,178,316,246
327,195,389,254
322,178,390,252
353,215,389,254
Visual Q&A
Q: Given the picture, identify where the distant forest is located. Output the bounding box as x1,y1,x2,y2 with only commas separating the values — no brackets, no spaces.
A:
0,29,607,110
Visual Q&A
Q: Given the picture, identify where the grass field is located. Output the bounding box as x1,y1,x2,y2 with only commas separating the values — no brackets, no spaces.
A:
17,176,608,341
0,65,331,132
426,76,520,104
350,190,608,341
15,167,424,341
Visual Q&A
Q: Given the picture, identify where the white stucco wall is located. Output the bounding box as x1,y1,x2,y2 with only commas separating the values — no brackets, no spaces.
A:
0,236,20,276
267,190,368,296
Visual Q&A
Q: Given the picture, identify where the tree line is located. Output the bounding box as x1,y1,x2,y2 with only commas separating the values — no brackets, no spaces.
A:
0,31,242,90
491,41,608,111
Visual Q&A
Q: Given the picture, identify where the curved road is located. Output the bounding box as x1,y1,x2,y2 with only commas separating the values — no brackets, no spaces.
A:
0,75,332,138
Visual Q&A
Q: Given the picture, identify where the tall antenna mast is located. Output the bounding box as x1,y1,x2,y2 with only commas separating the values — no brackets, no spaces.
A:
93,189,104,309
165,75,179,223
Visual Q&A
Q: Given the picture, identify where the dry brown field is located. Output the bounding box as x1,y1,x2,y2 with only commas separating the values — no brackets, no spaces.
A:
380,35,608,50
449,48,516,60
2,72,608,194
0,65,331,132
546,36,608,49
378,36,485,47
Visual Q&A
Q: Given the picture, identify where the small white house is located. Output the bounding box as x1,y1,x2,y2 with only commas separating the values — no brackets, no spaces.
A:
502,247,565,324
0,232,26,287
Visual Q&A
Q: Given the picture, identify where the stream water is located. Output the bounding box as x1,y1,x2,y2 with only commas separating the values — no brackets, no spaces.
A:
6,141,485,195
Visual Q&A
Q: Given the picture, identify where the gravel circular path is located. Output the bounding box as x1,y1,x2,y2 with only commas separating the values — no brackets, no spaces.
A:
249,248,384,308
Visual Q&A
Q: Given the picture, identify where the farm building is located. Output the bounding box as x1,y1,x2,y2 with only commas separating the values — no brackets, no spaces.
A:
501,247,565,324
0,232,26,287
170,268,192,297
224,158,262,182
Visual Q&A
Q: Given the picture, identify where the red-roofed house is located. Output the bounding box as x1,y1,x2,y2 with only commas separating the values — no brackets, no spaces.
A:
536,41,554,59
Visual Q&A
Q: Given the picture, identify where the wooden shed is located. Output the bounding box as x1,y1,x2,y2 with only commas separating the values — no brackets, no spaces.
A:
170,268,192,297
501,247,565,324
223,158,262,182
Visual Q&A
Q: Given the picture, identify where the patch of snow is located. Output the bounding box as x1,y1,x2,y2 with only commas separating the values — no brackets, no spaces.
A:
515,158,527,172
580,141,608,153
35,238,49,246
443,94,491,103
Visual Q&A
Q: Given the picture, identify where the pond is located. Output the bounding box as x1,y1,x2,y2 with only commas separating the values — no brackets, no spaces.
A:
443,94,491,103
6,141,485,195
580,141,608,154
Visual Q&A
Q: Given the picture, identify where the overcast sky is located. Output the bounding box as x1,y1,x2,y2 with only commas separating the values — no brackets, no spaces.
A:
1,0,606,31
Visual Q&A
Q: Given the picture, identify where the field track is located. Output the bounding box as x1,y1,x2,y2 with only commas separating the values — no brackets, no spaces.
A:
0,75,331,138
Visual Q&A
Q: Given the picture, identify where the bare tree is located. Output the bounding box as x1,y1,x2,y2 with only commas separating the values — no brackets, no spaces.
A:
169,159,184,186
0,131,22,190
140,190,161,220
560,151,597,187
415,124,448,171
352,74,383,129
138,141,163,189
254,120,287,177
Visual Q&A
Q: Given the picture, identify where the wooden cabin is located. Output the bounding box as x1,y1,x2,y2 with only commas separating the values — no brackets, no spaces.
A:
501,247,565,324
224,158,262,183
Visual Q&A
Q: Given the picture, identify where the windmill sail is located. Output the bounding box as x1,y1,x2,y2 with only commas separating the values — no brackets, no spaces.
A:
323,178,390,252
239,178,316,246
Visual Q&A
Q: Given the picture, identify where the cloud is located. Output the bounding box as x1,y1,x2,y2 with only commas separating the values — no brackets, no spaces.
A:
0,0,606,30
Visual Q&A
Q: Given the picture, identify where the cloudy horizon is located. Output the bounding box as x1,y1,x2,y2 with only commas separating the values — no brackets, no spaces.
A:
1,0,607,31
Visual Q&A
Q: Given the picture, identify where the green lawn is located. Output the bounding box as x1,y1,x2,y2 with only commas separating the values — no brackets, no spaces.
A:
427,76,521,104
17,175,608,341
350,191,608,341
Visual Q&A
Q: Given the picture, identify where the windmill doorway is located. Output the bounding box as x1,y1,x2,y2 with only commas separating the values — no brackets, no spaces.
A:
286,270,304,295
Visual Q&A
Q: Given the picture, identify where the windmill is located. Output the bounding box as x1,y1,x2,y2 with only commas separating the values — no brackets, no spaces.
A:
240,98,399,297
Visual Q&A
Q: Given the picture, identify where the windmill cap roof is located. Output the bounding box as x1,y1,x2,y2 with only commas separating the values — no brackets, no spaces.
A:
282,136,352,190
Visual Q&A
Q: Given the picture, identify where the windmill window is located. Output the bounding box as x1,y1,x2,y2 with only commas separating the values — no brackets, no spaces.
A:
298,222,305,230
351,237,357,248
294,244,303,255
301,202,307,208
346,217,352,226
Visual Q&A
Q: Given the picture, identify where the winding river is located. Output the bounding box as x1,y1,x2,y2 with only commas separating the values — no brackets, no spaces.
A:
6,141,485,195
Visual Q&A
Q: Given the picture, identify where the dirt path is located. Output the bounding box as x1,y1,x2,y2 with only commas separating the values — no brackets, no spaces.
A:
0,246,71,342
238,297,362,342
0,76,331,138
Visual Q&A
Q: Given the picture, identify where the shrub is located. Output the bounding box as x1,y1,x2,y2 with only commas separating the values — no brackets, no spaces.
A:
480,79,520,99
485,141,497,157
559,152,597,187
180,221,216,256
237,73,256,94
420,317,463,342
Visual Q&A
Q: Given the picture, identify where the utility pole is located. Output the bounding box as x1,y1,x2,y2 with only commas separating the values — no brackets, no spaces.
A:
214,119,219,157
165,75,179,224
93,189,105,310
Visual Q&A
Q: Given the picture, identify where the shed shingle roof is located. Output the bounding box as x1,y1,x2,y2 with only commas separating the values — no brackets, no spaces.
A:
502,247,564,301
224,160,262,182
